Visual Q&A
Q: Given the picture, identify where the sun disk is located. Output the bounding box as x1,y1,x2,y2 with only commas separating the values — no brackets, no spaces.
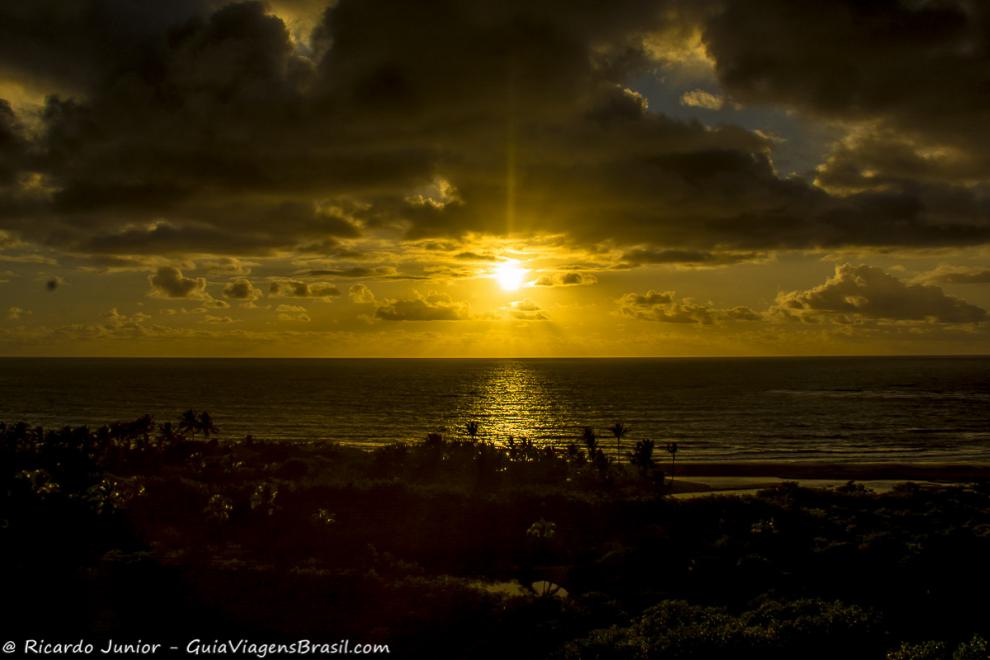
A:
494,261,527,291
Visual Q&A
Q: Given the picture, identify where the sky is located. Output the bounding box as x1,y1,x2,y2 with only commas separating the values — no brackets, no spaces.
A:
0,0,989,357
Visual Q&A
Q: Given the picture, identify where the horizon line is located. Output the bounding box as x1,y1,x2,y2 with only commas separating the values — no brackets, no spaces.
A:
1,353,988,360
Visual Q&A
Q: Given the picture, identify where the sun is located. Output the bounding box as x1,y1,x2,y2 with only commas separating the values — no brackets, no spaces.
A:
493,260,528,291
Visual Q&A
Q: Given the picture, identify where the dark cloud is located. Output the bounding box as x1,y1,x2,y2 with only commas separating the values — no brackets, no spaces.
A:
619,290,761,324
454,252,497,261
623,290,673,306
148,266,206,298
200,257,251,275
303,266,394,278
374,293,469,321
533,272,598,287
0,1,224,94
0,100,27,185
0,2,367,255
813,131,990,192
0,0,987,262
701,0,990,201
917,266,990,285
222,278,262,300
775,264,987,324
702,0,987,142
269,279,341,300
620,248,767,267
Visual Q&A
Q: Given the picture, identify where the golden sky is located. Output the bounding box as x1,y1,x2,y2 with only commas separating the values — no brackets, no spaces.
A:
0,0,989,356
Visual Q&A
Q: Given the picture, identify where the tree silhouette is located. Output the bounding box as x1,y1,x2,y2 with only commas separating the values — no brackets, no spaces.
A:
629,439,655,472
177,410,218,443
610,422,628,459
157,421,179,449
581,426,598,452
665,442,679,492
465,421,480,442
629,439,665,491
198,411,218,440
179,410,199,439
581,426,598,456
581,427,610,476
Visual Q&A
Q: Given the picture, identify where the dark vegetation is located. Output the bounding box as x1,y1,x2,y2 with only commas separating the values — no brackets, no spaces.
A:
3,414,990,659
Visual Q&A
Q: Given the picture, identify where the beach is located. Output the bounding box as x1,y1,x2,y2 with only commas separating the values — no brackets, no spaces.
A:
669,461,990,495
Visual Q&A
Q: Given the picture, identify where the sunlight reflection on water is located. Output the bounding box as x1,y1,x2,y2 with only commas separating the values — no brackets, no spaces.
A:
461,361,566,445
1,357,989,463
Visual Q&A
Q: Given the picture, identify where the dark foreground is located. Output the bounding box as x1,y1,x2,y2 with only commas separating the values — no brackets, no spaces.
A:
4,414,990,659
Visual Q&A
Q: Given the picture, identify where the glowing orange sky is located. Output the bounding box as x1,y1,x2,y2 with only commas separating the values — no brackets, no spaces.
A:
0,0,988,356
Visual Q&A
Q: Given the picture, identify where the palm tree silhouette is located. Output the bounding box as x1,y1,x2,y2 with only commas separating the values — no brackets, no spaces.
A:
464,421,480,442
157,421,178,449
581,426,598,456
630,439,655,473
198,411,218,441
665,442,679,491
609,422,628,459
179,410,199,439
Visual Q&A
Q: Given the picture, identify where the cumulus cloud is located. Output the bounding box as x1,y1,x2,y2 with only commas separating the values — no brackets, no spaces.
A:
775,264,987,324
374,292,470,321
699,0,990,210
5,306,29,321
269,280,341,300
507,299,549,321
533,272,598,287
0,0,984,264
222,278,263,301
194,299,230,311
348,284,376,304
680,89,725,110
701,0,988,147
148,266,207,298
275,304,311,322
813,132,989,193
203,314,236,324
914,266,990,286
100,308,155,338
723,306,763,321
619,290,762,324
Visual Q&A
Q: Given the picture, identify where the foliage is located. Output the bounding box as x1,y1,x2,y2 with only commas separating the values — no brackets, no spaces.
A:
5,413,990,658
562,599,884,660
887,635,990,660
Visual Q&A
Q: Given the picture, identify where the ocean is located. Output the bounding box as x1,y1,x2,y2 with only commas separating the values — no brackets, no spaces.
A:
1,356,988,463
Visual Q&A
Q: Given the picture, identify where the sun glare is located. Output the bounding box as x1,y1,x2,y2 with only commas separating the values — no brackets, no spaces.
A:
494,261,527,291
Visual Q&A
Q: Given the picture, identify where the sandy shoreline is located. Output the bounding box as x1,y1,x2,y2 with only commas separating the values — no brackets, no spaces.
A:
666,461,990,496
673,461,990,480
